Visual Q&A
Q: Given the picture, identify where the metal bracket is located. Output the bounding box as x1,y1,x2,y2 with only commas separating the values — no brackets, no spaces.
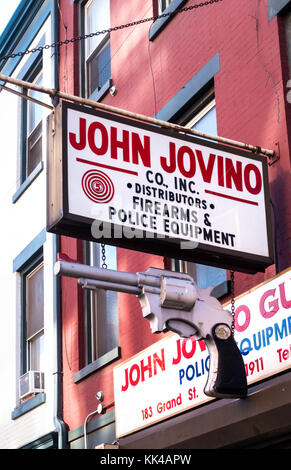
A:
268,142,280,166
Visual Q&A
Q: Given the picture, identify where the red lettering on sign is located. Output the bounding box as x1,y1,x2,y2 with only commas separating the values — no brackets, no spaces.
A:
69,117,87,150
177,145,196,178
129,364,140,387
159,143,262,197
196,150,216,183
277,348,290,362
69,116,263,198
153,349,165,375
244,163,262,195
69,117,152,168
225,158,243,192
217,155,224,187
160,142,176,173
132,132,151,167
172,338,206,365
121,348,165,392
88,121,108,155
111,127,130,162
140,355,152,382
182,338,197,359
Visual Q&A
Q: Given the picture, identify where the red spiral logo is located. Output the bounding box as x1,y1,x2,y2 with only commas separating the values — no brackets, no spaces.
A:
81,169,115,204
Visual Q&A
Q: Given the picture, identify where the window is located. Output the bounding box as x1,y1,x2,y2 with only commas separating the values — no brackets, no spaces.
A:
12,231,46,417
84,0,111,100
21,57,43,182
268,0,291,21
171,91,228,294
21,251,44,374
83,242,118,366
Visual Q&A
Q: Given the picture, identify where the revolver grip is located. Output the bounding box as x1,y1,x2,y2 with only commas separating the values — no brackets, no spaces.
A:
204,323,248,399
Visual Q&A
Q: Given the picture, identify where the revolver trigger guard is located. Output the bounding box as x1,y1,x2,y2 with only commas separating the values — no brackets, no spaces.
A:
164,318,200,339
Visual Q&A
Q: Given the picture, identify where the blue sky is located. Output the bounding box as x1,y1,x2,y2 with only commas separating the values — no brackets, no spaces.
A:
0,1,22,36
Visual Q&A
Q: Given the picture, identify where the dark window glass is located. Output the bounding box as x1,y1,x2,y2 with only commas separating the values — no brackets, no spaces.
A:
87,36,110,95
26,121,42,177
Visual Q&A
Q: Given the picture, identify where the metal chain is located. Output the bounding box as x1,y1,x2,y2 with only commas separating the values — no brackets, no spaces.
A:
230,270,235,336
0,0,223,63
101,243,107,269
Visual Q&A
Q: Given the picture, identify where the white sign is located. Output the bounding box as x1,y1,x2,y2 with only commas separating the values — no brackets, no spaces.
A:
47,102,273,273
113,268,291,438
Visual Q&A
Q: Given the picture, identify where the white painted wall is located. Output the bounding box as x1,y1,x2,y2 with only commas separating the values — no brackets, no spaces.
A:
0,15,57,449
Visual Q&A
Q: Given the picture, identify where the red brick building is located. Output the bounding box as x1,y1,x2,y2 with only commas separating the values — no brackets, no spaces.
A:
56,0,291,449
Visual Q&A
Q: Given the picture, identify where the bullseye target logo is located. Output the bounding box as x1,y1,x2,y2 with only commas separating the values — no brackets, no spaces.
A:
81,169,115,204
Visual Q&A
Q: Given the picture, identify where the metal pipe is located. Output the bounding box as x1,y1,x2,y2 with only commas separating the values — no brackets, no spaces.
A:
51,4,68,450
78,277,142,295
83,409,100,449
0,83,54,109
52,236,68,449
0,72,276,157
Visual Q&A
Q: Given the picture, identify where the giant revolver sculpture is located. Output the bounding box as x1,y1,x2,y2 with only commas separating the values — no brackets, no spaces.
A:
55,259,247,399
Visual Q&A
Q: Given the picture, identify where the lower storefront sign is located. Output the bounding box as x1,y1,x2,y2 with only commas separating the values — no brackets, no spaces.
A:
113,267,291,438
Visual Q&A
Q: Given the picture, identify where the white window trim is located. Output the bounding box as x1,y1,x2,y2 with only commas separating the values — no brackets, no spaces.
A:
158,0,174,14
186,98,216,129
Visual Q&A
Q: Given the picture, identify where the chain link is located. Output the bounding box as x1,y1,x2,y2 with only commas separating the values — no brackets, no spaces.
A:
0,0,223,63
101,243,107,269
230,270,236,336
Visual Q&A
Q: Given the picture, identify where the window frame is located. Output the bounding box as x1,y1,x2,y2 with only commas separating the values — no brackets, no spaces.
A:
25,261,45,372
182,97,216,129
80,0,112,102
149,0,187,41
12,229,47,419
158,0,174,14
268,0,291,21
86,32,111,99
13,229,46,375
12,46,45,203
74,241,120,383
21,54,43,184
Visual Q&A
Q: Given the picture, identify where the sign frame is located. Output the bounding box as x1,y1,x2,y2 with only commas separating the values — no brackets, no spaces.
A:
47,101,273,273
